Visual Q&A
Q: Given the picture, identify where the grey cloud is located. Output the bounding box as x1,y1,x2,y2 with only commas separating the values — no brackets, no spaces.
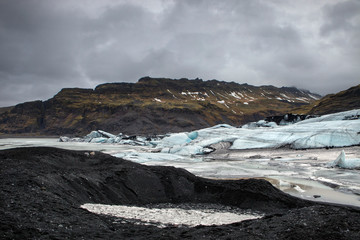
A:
321,0,360,35
0,0,83,79
0,0,359,106
317,0,360,93
321,0,360,54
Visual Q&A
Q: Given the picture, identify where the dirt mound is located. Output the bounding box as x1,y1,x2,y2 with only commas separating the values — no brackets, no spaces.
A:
1,147,360,239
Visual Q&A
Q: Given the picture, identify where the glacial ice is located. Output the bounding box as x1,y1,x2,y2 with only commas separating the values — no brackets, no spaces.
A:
155,110,360,155
161,145,206,155
113,152,192,163
59,110,360,157
242,120,278,128
206,124,235,129
98,130,116,139
158,133,192,147
85,131,103,140
60,129,162,146
187,131,199,140
328,150,360,169
90,137,109,143
296,109,360,124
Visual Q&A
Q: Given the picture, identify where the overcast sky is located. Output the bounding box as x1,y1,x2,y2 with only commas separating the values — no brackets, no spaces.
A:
0,0,359,107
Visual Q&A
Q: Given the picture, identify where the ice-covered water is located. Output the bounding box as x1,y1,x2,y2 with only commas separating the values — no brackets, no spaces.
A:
0,137,147,153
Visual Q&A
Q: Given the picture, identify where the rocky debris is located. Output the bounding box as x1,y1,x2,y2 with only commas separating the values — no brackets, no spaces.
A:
242,120,278,128
264,114,317,125
206,142,233,154
343,114,360,120
1,147,360,239
241,114,318,128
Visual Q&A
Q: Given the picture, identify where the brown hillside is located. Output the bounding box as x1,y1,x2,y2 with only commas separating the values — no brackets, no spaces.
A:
293,84,360,115
0,77,320,136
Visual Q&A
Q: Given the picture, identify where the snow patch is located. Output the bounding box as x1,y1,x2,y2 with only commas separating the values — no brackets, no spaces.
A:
296,97,310,103
308,94,319,100
167,89,177,99
280,93,290,99
229,92,242,99
81,203,263,228
217,100,230,108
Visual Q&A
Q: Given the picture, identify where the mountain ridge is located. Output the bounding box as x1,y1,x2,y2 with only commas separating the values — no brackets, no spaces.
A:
0,77,321,136
293,84,360,115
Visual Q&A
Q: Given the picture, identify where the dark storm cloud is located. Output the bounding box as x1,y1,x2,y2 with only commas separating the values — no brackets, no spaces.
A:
0,0,81,78
0,0,88,106
0,0,359,107
321,0,360,35
321,0,360,58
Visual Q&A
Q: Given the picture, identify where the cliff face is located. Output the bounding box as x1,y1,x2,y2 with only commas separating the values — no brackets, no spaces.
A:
0,77,321,136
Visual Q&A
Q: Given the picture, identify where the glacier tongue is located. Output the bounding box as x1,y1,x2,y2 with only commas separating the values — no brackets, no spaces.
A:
59,110,360,157
155,110,360,155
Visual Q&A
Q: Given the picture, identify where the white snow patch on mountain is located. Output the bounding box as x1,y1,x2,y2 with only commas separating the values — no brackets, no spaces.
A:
308,94,320,100
280,93,290,99
229,92,242,99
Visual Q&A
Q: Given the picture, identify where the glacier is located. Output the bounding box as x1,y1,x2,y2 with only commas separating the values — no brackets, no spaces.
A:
59,109,360,157
156,109,360,155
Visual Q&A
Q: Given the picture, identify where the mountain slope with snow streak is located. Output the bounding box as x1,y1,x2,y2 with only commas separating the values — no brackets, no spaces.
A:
0,77,320,136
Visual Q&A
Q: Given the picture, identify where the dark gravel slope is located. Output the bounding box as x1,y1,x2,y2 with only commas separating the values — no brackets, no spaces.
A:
1,147,360,239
